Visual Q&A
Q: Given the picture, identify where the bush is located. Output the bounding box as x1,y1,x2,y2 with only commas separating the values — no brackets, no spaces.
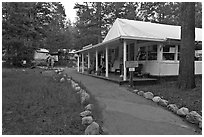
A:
3,48,34,68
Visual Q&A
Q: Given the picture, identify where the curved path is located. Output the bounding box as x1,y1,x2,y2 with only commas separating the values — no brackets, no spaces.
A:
65,68,198,135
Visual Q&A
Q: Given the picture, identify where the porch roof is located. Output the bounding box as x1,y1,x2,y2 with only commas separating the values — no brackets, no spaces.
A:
75,18,202,53
104,18,202,42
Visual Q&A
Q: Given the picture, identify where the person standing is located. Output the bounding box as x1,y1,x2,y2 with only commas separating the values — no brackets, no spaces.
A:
46,55,51,69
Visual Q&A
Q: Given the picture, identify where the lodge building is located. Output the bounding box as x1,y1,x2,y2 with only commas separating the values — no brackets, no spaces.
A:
74,18,202,81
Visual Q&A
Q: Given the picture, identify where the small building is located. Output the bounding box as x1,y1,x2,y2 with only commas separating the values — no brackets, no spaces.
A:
33,48,49,66
33,48,59,66
34,48,49,60
75,18,202,81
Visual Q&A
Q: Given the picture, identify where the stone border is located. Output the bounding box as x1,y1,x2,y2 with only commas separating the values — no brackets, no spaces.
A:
54,69,107,135
54,68,201,132
131,89,202,130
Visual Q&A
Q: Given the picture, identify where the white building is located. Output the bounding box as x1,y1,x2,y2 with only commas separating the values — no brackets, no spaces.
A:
75,18,202,80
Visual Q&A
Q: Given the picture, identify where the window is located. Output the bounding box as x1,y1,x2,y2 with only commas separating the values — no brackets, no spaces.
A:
147,45,157,60
138,45,158,61
195,50,202,61
163,45,176,61
138,47,147,61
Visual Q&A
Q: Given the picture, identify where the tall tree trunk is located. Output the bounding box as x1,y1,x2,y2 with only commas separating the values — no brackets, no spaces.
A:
178,2,196,89
96,2,102,43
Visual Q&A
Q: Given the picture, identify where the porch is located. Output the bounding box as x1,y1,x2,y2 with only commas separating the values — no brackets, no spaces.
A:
79,69,158,85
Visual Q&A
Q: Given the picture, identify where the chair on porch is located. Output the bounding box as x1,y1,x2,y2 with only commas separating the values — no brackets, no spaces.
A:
111,60,121,75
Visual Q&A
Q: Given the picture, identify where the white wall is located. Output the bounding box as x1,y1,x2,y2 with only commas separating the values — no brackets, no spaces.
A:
195,61,202,74
138,61,160,75
108,40,202,76
139,61,202,76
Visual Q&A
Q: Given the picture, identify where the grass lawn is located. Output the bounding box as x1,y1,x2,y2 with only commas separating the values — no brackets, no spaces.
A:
133,76,202,115
2,68,86,135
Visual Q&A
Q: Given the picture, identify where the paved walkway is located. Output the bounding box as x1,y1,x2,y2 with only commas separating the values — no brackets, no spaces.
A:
65,68,198,135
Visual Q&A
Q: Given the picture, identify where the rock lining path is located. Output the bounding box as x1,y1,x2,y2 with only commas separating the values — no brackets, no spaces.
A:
65,68,198,135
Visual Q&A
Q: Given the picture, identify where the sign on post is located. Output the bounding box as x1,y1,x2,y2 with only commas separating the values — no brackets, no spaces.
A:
129,68,135,71
125,61,138,87
125,61,138,68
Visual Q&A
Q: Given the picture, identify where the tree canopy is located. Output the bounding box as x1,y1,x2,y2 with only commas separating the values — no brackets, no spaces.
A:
2,2,74,65
73,2,202,49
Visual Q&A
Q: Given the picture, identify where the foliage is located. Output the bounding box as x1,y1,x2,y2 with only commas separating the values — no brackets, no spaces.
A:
138,2,202,27
73,2,140,49
73,2,102,49
73,2,202,49
2,2,74,66
138,2,181,25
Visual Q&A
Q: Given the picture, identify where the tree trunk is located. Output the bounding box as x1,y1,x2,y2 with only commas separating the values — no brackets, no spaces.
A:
178,2,196,89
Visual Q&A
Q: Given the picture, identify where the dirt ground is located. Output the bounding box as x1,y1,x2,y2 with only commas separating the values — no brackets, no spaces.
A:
65,68,201,135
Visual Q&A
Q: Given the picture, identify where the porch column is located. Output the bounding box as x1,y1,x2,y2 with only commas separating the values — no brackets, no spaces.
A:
95,50,98,71
82,53,84,73
88,52,90,69
105,47,109,77
174,45,178,61
77,54,80,72
123,40,127,81
157,43,163,62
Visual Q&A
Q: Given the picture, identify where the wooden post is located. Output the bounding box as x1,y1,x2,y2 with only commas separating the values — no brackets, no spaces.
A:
82,53,84,73
123,40,127,81
129,71,133,87
105,47,109,77
126,62,137,87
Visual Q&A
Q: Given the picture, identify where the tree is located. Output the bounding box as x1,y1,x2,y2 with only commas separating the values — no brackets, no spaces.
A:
2,2,72,66
41,2,74,51
73,2,140,49
2,2,41,65
195,2,202,28
73,2,201,50
138,2,202,28
102,2,140,34
178,2,196,89
73,3,99,48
